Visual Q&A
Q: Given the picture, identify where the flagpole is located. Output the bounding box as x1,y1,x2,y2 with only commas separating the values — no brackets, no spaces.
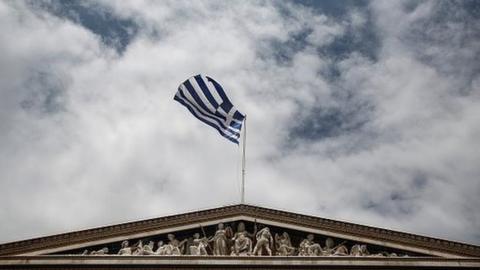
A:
241,115,247,204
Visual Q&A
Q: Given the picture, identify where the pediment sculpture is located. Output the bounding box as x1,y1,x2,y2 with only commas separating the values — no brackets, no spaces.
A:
1,205,478,270
73,221,414,257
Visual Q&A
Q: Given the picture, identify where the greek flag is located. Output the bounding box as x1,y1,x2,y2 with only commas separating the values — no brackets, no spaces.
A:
174,74,245,144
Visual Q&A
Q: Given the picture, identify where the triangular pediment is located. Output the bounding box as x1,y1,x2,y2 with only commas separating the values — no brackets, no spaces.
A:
1,204,479,259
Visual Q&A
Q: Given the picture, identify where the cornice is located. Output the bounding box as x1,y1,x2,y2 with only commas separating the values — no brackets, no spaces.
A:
0,204,479,257
239,205,480,257
1,256,480,269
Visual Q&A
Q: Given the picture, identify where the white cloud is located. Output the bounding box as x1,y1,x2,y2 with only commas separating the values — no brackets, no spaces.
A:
0,0,479,246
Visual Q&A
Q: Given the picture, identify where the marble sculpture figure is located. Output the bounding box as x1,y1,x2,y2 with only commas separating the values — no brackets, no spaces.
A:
253,227,274,256
79,222,405,258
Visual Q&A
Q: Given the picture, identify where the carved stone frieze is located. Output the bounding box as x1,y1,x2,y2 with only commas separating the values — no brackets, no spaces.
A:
68,222,425,258
0,204,479,258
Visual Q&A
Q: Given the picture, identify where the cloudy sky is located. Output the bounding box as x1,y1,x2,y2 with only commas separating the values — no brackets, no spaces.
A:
1,0,479,246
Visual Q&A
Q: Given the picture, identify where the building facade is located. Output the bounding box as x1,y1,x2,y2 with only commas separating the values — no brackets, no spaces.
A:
1,204,479,269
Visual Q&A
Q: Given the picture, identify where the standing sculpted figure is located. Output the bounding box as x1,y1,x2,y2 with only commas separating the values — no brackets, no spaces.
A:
118,240,132,255
210,223,229,255
253,227,273,256
189,233,208,256
275,232,295,256
298,234,322,256
231,222,254,256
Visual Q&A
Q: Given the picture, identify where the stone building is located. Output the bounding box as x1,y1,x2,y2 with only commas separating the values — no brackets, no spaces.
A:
0,204,479,269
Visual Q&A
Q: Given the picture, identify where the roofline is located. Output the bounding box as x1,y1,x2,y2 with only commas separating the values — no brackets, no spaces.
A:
0,204,479,257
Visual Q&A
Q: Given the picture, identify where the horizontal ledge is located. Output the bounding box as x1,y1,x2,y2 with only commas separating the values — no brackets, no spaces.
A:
0,256,479,268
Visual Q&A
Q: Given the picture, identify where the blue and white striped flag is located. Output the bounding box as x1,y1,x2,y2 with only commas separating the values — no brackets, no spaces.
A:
174,74,245,144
